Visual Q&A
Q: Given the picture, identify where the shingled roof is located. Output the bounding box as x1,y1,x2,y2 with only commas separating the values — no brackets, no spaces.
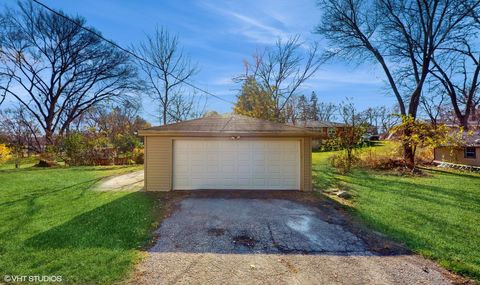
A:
138,114,315,137
289,120,347,128
445,130,480,147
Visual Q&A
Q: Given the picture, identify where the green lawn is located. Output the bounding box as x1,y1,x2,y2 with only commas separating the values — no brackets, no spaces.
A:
0,164,159,284
2,150,479,283
312,146,480,281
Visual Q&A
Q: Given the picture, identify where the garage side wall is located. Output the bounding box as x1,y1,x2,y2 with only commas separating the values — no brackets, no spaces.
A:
303,138,313,191
145,137,172,191
435,146,480,166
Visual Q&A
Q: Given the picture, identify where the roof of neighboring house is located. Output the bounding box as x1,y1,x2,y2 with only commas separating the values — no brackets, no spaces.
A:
138,114,316,137
440,130,480,147
289,120,348,128
459,130,480,146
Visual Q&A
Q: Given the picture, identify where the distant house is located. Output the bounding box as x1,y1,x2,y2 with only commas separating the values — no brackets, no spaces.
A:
289,120,349,150
434,130,480,167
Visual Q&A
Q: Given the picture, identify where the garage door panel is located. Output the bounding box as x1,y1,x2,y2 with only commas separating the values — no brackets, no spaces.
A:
173,139,300,190
253,180,266,188
238,156,251,162
206,141,220,150
222,152,236,161
238,143,250,151
284,152,297,161
253,154,265,161
252,141,268,153
238,166,251,174
206,165,219,172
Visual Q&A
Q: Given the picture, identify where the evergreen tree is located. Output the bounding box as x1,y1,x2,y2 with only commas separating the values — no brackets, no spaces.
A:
233,77,276,121
297,95,309,122
309,91,320,120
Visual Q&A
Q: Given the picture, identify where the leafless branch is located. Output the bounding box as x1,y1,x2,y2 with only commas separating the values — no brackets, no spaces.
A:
135,26,201,125
0,1,139,145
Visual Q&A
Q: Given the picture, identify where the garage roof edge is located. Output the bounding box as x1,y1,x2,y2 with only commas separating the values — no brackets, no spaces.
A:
138,114,317,137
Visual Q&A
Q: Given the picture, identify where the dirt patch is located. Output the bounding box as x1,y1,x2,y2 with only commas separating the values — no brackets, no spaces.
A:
35,160,60,167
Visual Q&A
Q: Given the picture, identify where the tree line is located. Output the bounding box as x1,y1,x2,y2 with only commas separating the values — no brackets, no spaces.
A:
1,0,480,169
234,0,480,168
316,0,480,167
0,1,201,165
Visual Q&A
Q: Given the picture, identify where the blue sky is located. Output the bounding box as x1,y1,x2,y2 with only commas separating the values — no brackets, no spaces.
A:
3,0,395,124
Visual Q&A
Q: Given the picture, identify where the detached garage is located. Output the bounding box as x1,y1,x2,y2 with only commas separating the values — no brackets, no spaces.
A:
138,114,314,191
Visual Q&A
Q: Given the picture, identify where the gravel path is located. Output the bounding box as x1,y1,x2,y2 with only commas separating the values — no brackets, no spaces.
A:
131,197,456,285
95,170,144,191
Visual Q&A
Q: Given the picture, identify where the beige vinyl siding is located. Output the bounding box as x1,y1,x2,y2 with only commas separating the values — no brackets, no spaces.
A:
435,146,480,166
143,136,313,191
302,137,313,191
145,137,172,191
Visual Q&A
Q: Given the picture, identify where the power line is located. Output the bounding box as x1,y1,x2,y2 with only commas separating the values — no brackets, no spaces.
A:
31,0,235,105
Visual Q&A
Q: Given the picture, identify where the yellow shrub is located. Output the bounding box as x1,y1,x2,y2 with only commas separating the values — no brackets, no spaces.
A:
0,144,12,164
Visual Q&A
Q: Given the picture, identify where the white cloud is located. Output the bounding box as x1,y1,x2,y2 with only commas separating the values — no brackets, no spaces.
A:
311,69,383,85
210,76,234,86
198,2,291,44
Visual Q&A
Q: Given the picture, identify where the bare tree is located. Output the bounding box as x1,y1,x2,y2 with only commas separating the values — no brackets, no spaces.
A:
359,105,401,134
0,1,138,146
317,102,337,121
136,26,199,125
0,13,6,106
169,91,207,123
335,98,368,170
284,95,301,124
316,0,479,167
420,89,448,127
377,106,400,134
360,108,379,134
74,101,149,138
239,36,322,121
285,93,339,124
0,108,42,154
429,20,480,129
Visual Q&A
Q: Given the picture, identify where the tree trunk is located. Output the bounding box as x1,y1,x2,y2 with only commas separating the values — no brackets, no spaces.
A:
451,96,470,130
403,143,415,169
402,123,415,169
44,129,54,152
471,106,477,121
459,115,469,130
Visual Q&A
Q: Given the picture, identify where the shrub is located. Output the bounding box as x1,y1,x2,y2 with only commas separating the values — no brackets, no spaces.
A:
60,132,88,166
329,152,360,173
0,144,12,164
392,116,450,169
357,142,433,173
132,148,144,164
112,134,141,155
58,132,144,166
359,155,405,170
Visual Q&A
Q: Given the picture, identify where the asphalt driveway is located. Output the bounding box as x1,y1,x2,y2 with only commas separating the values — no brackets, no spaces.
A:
131,195,457,285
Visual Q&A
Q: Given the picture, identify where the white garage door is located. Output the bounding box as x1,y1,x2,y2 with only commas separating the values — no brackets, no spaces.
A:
173,139,300,190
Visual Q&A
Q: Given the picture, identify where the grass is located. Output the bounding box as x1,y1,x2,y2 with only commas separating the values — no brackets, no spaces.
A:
0,156,40,170
0,164,160,284
2,146,479,282
312,143,480,281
